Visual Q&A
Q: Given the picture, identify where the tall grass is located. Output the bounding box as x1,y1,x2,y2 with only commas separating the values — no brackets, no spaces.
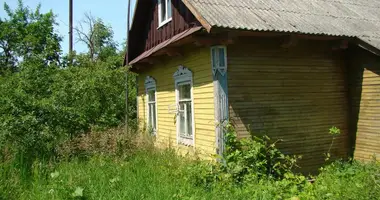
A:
1,128,379,200
0,148,223,199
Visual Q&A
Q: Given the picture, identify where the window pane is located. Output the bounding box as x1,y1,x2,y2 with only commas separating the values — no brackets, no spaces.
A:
212,48,217,67
178,84,191,100
148,90,155,102
186,102,192,137
161,0,166,21
167,0,172,19
179,103,185,135
218,48,225,66
152,103,156,129
148,104,152,127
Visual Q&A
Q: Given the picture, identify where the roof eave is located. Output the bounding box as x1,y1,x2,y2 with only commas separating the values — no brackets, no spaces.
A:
181,0,212,32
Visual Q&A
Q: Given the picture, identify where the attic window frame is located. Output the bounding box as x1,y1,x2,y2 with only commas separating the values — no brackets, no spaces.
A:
158,0,172,28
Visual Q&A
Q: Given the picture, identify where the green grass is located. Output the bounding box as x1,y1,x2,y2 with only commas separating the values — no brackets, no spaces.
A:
1,149,230,200
1,145,380,200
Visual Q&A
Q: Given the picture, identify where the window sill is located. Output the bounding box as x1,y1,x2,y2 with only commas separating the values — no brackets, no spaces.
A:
157,18,172,29
178,137,194,146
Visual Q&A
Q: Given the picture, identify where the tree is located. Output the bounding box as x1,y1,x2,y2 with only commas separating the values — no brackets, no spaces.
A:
75,13,117,62
0,0,62,73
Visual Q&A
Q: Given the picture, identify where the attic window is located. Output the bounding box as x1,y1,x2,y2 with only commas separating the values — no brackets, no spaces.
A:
158,0,172,27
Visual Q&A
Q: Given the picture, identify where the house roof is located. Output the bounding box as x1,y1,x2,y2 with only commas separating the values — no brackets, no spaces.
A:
185,0,380,50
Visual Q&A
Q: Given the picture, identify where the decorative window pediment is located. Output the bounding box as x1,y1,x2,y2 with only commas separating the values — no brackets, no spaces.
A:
145,76,156,89
173,65,192,82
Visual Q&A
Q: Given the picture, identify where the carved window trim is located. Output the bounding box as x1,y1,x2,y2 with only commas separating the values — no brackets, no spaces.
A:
211,46,228,77
145,76,158,135
173,66,195,146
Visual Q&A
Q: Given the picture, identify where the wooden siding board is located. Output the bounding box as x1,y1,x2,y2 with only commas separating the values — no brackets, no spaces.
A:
228,38,350,173
348,46,380,162
129,0,200,62
137,47,216,156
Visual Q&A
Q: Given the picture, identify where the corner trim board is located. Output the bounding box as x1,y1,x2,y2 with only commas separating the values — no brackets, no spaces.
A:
211,46,229,156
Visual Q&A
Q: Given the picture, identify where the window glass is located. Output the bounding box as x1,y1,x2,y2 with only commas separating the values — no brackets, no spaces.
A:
212,48,217,66
161,0,166,22
167,0,172,19
148,104,153,126
178,101,192,138
218,48,225,66
152,103,156,129
179,103,185,135
185,102,192,136
178,84,191,100
148,90,155,102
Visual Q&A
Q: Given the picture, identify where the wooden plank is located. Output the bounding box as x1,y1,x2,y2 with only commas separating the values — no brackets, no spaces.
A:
228,39,350,172
137,45,215,156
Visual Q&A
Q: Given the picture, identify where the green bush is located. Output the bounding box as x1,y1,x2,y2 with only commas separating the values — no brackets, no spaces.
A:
300,160,380,200
223,124,300,181
0,61,136,176
186,123,304,194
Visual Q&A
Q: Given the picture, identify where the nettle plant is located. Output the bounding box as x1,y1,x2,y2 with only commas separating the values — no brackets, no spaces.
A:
186,123,303,188
324,126,341,161
223,124,301,182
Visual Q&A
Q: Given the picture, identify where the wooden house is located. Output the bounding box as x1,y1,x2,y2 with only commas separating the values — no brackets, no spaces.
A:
126,0,380,172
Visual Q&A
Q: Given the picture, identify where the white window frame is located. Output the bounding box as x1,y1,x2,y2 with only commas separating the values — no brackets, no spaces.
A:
173,66,195,146
145,76,158,135
158,0,172,28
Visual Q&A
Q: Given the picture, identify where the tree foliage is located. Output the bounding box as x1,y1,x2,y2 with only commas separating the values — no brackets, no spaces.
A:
0,0,61,73
0,1,136,176
75,13,117,62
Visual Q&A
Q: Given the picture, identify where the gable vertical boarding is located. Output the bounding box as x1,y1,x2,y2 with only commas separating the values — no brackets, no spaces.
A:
211,46,229,155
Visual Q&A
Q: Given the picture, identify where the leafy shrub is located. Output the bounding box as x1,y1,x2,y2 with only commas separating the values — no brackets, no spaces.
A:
223,124,300,181
0,62,60,177
187,124,303,190
0,61,136,176
300,160,380,200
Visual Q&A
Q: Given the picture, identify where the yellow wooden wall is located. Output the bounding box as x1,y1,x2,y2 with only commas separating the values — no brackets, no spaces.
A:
348,46,380,161
228,37,350,173
136,46,216,157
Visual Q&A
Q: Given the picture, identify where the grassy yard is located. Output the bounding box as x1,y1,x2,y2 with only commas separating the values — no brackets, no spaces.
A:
1,149,236,200
1,130,380,200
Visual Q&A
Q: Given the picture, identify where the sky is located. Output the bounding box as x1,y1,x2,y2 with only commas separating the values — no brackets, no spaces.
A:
0,0,137,53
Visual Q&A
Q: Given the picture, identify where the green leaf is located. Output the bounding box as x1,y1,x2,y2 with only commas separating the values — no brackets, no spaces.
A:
72,187,84,197
50,171,59,179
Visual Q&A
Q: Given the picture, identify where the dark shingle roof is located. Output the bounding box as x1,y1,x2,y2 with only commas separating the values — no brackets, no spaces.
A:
186,0,380,49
